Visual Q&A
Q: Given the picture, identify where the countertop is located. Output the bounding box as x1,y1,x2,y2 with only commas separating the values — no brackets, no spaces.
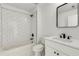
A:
44,36,79,50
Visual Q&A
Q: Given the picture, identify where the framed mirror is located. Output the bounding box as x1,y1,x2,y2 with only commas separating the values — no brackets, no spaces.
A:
56,3,79,28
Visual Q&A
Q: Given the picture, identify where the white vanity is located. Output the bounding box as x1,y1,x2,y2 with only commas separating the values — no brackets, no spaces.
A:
45,36,79,56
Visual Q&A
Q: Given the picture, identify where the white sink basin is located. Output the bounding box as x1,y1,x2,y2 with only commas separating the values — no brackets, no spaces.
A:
44,36,79,49
44,36,72,43
55,37,72,43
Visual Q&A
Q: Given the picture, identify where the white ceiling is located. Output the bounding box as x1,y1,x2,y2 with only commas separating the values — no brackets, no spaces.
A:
5,3,36,13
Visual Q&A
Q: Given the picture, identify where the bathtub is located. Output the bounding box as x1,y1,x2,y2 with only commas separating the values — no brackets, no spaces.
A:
0,43,34,56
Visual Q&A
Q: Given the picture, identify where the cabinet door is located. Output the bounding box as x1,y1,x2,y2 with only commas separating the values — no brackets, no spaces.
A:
53,48,66,56
2,8,31,49
45,46,66,56
45,39,79,56
45,46,55,56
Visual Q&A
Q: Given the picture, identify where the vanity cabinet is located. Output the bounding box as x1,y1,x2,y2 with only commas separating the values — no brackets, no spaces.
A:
45,39,79,56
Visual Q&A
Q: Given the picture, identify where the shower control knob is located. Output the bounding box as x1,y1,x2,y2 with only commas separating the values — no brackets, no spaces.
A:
30,38,34,40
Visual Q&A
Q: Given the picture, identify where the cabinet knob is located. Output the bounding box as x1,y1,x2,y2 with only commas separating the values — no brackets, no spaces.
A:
54,51,56,54
57,53,59,55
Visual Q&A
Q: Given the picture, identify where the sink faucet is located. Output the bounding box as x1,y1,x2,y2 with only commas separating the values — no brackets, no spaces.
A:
60,33,72,40
67,36,72,40
60,33,66,39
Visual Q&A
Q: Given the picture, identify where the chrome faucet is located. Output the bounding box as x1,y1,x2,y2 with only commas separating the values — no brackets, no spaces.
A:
60,33,66,39
67,36,72,39
60,33,72,40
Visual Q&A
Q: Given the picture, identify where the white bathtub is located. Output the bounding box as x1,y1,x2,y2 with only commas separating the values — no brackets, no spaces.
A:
0,43,34,56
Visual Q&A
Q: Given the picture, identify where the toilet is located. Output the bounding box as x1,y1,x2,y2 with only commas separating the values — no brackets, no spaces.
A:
33,44,43,56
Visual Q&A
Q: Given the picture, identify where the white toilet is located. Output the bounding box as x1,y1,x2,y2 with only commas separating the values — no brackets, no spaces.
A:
33,44,43,56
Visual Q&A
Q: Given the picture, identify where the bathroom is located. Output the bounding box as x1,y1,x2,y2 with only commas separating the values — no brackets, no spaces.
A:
0,0,79,58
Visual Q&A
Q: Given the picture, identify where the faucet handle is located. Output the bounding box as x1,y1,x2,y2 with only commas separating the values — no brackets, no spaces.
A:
60,35,62,38
60,33,66,39
67,36,72,39
61,33,66,39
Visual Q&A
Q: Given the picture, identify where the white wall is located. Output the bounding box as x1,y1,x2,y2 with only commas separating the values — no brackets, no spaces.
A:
37,3,79,43
37,3,59,42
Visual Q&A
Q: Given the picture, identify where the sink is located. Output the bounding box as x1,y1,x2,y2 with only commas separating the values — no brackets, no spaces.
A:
55,38,72,43
45,36,72,43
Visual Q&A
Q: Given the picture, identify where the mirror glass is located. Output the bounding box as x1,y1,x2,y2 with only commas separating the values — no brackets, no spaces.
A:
57,3,78,28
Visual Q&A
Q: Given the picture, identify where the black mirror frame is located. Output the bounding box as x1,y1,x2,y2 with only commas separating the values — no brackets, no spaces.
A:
56,3,79,28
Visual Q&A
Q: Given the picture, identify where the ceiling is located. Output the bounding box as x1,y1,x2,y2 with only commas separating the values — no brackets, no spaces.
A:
5,3,36,13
